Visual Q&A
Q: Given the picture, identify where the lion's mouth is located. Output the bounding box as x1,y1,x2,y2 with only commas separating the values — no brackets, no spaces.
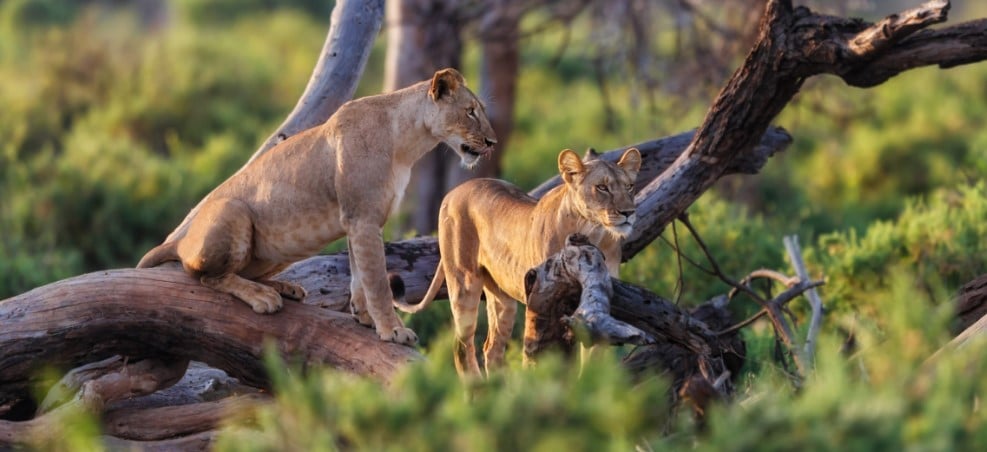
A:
460,143,492,158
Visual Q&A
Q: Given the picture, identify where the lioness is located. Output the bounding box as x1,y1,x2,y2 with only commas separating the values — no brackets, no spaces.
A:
138,68,496,346
395,147,641,374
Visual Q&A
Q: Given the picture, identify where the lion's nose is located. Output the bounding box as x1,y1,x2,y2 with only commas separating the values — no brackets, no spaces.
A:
620,209,635,219
484,137,497,147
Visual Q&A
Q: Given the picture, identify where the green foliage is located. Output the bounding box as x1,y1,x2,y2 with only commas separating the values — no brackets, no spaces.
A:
216,337,670,452
698,272,987,451
817,183,987,315
622,194,789,305
176,0,335,25
0,3,324,296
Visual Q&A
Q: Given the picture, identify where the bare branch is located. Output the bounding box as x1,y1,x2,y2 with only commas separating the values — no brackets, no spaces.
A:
784,235,825,370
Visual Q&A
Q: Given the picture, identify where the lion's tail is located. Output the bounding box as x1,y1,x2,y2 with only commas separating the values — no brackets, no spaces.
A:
393,260,445,314
136,241,179,269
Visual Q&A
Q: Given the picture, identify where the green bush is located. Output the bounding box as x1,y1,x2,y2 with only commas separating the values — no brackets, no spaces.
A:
216,337,671,452
0,5,324,297
816,183,987,315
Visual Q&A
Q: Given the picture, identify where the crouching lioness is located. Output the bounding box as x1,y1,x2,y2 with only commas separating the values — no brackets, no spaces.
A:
394,147,641,373
138,68,496,346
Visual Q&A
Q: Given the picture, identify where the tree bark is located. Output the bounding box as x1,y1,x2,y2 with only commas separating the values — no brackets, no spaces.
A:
623,0,965,259
523,234,744,406
954,273,987,333
0,268,420,411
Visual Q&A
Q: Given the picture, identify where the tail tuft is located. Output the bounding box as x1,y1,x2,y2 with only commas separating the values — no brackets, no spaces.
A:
388,272,406,302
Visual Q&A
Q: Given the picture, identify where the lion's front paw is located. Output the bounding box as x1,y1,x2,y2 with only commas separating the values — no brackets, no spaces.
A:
243,285,283,314
266,280,307,301
379,326,418,346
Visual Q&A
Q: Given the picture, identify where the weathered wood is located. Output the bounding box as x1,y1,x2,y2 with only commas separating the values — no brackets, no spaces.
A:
954,273,987,333
102,430,218,452
0,393,263,447
622,0,964,259
522,234,744,396
103,393,268,441
524,234,652,359
0,268,420,411
250,0,385,162
528,126,792,199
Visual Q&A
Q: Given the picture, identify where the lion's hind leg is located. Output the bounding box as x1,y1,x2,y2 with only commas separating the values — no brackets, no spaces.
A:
200,274,283,314
482,286,518,375
177,198,283,314
447,272,484,376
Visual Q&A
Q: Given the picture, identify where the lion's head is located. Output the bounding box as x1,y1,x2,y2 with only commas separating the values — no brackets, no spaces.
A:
558,147,642,237
426,68,497,168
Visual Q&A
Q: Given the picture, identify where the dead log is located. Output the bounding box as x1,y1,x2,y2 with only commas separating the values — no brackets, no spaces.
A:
101,430,218,452
523,234,744,403
954,274,987,333
0,268,420,415
102,393,268,441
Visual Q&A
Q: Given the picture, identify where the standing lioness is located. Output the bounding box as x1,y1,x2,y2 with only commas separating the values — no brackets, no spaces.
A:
138,68,496,345
395,148,641,373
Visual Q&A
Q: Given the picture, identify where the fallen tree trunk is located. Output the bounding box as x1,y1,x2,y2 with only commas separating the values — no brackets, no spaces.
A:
523,235,745,392
0,268,420,411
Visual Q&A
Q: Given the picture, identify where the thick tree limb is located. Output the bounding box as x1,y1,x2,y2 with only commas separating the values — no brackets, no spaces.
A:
953,273,987,333
0,268,420,411
622,0,971,259
522,234,744,404
101,430,218,452
102,393,268,441
528,126,792,199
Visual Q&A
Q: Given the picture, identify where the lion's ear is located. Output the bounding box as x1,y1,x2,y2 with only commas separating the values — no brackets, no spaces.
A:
429,68,465,101
617,147,642,177
558,149,585,184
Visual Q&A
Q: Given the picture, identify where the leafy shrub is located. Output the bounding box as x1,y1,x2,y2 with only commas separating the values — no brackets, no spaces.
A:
216,336,671,452
816,183,987,314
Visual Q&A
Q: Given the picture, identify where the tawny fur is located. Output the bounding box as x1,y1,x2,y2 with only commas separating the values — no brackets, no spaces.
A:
394,148,641,373
138,68,496,346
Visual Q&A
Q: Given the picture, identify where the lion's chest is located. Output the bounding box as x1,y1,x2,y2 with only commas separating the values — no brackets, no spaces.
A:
389,166,412,217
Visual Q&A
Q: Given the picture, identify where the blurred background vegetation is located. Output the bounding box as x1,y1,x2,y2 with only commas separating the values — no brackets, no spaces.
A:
3,0,987,449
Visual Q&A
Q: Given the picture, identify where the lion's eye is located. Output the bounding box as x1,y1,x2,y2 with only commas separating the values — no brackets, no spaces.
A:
467,108,477,119
627,184,634,192
595,184,609,193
